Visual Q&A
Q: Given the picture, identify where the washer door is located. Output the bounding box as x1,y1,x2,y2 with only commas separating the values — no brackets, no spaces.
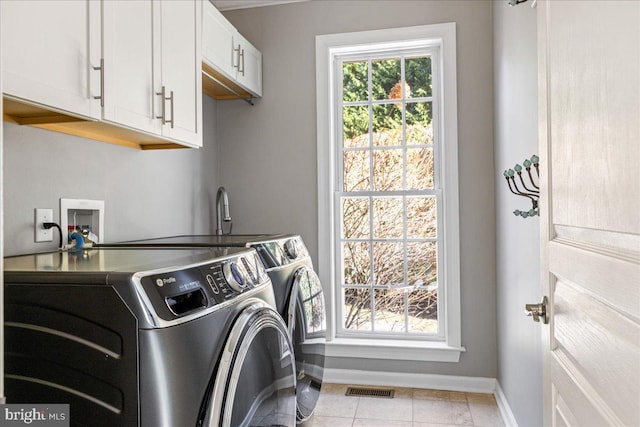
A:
204,301,297,427
288,266,327,422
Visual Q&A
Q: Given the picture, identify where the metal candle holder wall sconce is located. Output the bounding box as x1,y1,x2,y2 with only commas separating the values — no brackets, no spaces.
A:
503,155,540,218
508,0,537,7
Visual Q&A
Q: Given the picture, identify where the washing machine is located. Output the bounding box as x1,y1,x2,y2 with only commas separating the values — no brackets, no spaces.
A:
99,234,327,423
4,246,297,427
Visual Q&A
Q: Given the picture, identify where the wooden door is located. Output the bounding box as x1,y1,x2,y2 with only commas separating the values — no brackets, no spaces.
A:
538,1,640,426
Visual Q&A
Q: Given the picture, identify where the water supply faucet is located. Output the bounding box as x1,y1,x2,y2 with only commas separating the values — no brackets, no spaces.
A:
216,186,232,235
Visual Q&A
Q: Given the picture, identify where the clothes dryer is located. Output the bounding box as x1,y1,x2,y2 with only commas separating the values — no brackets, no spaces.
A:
99,234,327,423
4,247,296,427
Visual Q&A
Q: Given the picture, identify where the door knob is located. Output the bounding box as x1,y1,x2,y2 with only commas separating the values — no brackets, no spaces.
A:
525,296,548,324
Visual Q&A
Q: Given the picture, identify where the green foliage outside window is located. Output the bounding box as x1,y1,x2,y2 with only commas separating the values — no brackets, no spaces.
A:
342,56,432,140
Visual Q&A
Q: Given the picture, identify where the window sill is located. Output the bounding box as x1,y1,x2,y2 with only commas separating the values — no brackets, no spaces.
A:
325,338,465,363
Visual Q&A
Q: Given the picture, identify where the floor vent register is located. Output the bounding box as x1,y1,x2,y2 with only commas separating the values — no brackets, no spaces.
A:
345,387,395,399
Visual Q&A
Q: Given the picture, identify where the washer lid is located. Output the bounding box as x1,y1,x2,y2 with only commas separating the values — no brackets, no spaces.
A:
97,234,295,247
3,247,248,274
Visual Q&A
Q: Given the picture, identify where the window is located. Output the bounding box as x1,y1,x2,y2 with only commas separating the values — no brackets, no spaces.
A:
339,51,440,338
316,24,462,362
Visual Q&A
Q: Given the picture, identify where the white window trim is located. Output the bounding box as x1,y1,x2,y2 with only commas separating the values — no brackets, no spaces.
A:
316,23,463,363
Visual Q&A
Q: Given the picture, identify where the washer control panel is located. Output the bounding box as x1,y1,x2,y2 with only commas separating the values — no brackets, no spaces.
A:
139,249,271,321
283,239,299,260
199,250,270,304
201,261,248,299
256,236,309,268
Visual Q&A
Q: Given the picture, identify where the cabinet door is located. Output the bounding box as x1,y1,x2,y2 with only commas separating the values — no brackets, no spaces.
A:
156,0,202,147
202,1,236,80
234,34,263,97
1,0,101,119
102,0,160,135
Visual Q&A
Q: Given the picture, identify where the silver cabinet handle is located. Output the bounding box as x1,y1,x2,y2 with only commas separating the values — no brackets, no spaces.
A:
239,48,245,76
168,90,174,128
233,44,241,71
156,86,167,124
93,58,104,107
155,86,174,128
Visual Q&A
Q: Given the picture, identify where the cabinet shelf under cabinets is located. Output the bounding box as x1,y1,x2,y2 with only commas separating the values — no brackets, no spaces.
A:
2,98,187,150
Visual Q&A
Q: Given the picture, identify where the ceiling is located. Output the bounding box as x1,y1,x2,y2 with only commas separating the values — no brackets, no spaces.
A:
211,0,308,11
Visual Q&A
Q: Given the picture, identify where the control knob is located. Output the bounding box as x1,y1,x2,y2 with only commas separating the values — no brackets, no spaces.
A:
223,261,247,292
283,239,299,260
253,253,267,283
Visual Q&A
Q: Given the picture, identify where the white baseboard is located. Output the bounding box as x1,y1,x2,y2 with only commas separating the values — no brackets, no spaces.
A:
324,369,520,426
494,382,519,427
323,368,497,393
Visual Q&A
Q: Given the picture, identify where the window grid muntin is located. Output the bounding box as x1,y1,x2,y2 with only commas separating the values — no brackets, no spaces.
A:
431,49,442,191
366,58,375,327
337,46,442,339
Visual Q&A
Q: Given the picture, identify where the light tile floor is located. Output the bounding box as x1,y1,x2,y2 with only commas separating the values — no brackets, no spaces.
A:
309,384,505,427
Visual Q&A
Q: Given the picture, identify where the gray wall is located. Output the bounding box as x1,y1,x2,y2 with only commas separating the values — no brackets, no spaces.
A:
493,2,542,425
2,0,503,384
217,1,497,378
3,95,220,256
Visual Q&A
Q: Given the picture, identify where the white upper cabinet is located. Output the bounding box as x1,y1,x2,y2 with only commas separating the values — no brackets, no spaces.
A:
203,2,236,79
1,0,102,119
103,0,160,136
232,32,263,98
202,1,262,99
155,0,203,147
100,0,202,147
2,0,202,149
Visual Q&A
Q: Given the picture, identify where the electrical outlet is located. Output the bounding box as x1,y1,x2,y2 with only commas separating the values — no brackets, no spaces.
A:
35,208,54,242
